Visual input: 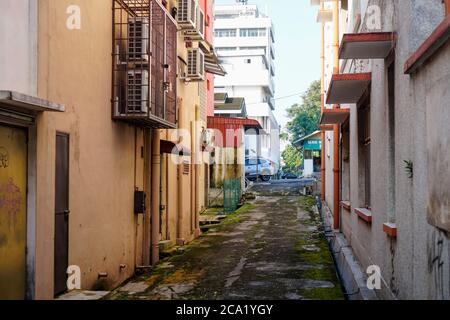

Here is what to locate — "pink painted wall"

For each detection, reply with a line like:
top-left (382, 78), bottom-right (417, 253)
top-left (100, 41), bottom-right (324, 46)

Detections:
top-left (199, 0), bottom-right (215, 117)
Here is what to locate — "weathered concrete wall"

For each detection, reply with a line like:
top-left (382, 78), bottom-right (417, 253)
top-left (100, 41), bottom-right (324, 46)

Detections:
top-left (323, 0), bottom-right (450, 299)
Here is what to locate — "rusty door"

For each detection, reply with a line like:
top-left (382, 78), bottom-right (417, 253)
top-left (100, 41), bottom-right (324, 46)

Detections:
top-left (0, 124), bottom-right (27, 299)
top-left (54, 133), bottom-right (69, 296)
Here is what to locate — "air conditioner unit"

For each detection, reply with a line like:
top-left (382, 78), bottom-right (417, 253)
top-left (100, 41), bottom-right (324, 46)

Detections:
top-left (177, 0), bottom-right (197, 30)
top-left (184, 6), bottom-right (205, 40)
top-left (128, 17), bottom-right (149, 62)
top-left (184, 49), bottom-right (205, 81)
top-left (127, 70), bottom-right (149, 113)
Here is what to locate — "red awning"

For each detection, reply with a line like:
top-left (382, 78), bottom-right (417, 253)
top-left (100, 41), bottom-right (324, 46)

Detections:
top-left (207, 116), bottom-right (262, 130)
top-left (326, 73), bottom-right (371, 105)
top-left (320, 108), bottom-right (350, 125)
top-left (339, 32), bottom-right (396, 59)
top-left (160, 140), bottom-right (191, 156)
top-left (207, 116), bottom-right (262, 148)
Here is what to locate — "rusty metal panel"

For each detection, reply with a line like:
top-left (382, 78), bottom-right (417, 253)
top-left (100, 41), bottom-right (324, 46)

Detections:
top-left (0, 125), bottom-right (27, 300)
top-left (112, 0), bottom-right (178, 128)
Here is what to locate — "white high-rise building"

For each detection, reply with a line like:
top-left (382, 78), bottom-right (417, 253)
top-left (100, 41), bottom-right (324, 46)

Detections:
top-left (213, 1), bottom-right (280, 167)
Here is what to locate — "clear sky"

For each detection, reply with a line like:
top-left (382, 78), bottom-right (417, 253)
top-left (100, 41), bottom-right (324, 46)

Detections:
top-left (215, 0), bottom-right (321, 146)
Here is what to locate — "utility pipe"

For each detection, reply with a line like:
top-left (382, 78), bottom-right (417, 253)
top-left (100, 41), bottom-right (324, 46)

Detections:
top-left (142, 128), bottom-right (152, 265)
top-left (190, 119), bottom-right (196, 235)
top-left (332, 0), bottom-right (340, 230)
top-left (176, 103), bottom-right (185, 245)
top-left (151, 129), bottom-right (161, 265)
top-left (320, 0), bottom-right (326, 201)
top-left (194, 106), bottom-right (201, 237)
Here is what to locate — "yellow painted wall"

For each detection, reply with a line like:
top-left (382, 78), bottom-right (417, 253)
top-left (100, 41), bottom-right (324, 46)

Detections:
top-left (37, 0), bottom-right (145, 298)
top-left (34, 0), bottom-right (208, 298)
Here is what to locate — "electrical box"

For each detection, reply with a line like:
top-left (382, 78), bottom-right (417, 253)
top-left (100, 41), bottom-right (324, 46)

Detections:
top-left (134, 190), bottom-right (147, 214)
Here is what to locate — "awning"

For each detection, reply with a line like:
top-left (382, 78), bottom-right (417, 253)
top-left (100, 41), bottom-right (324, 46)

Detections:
top-left (205, 54), bottom-right (226, 76)
top-left (339, 32), bottom-right (396, 59)
top-left (160, 140), bottom-right (191, 156)
top-left (326, 73), bottom-right (371, 105)
top-left (207, 116), bottom-right (262, 131)
top-left (0, 91), bottom-right (65, 113)
top-left (320, 108), bottom-right (350, 125)
top-left (199, 41), bottom-right (227, 76)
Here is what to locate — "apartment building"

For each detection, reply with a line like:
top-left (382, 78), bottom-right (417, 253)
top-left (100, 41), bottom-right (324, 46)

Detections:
top-left (317, 0), bottom-right (450, 299)
top-left (213, 1), bottom-right (280, 167)
top-left (0, 0), bottom-right (221, 300)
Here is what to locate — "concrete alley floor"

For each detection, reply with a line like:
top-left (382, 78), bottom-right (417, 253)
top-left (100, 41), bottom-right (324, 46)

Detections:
top-left (106, 180), bottom-right (344, 300)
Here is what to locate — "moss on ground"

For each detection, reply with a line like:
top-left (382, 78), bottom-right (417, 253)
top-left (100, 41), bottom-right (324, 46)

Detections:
top-left (107, 191), bottom-right (345, 301)
top-left (218, 203), bottom-right (253, 227)
top-left (299, 287), bottom-right (345, 300)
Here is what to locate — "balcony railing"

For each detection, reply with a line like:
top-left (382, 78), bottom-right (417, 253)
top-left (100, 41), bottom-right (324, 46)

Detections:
top-left (112, 0), bottom-right (177, 129)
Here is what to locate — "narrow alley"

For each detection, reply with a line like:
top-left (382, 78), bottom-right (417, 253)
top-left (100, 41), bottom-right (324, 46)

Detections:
top-left (107, 181), bottom-right (344, 300)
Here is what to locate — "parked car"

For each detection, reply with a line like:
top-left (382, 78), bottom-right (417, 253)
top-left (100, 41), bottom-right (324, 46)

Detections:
top-left (245, 157), bottom-right (276, 182)
top-left (282, 172), bottom-right (298, 180)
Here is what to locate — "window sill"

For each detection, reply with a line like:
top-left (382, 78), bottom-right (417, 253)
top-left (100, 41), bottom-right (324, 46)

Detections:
top-left (355, 208), bottom-right (372, 224)
top-left (404, 15), bottom-right (450, 74)
top-left (383, 222), bottom-right (397, 238)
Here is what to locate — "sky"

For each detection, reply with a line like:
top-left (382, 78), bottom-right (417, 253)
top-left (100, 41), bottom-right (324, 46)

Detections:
top-left (215, 0), bottom-right (321, 151)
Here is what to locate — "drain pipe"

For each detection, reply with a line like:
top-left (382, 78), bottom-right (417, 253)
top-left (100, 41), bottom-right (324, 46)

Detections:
top-left (320, 0), bottom-right (326, 201)
top-left (194, 105), bottom-right (201, 237)
top-left (332, 0), bottom-right (340, 230)
top-left (142, 128), bottom-right (152, 266)
top-left (177, 103), bottom-right (185, 245)
top-left (151, 129), bottom-right (160, 265)
top-left (190, 117), bottom-right (196, 235)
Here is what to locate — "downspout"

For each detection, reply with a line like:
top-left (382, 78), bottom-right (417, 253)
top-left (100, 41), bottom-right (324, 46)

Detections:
top-left (194, 105), bottom-right (201, 237)
top-left (165, 153), bottom-right (170, 240)
top-left (142, 128), bottom-right (152, 266)
top-left (177, 103), bottom-right (185, 245)
top-left (190, 116), bottom-right (196, 235)
top-left (332, 0), bottom-right (340, 230)
top-left (320, 0), bottom-right (326, 201)
top-left (151, 129), bottom-right (161, 265)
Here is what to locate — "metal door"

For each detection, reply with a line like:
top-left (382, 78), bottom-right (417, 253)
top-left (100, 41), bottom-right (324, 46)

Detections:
top-left (0, 125), bottom-right (27, 299)
top-left (54, 133), bottom-right (69, 296)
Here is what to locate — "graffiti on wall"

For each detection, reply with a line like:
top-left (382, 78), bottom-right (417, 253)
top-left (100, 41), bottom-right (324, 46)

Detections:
top-left (0, 147), bottom-right (9, 168)
top-left (389, 239), bottom-right (400, 297)
top-left (427, 229), bottom-right (450, 299)
top-left (0, 177), bottom-right (22, 226)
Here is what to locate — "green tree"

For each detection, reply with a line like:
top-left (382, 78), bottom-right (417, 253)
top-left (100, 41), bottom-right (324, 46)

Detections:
top-left (281, 80), bottom-right (321, 174)
top-left (286, 80), bottom-right (321, 143)
top-left (281, 145), bottom-right (302, 175)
